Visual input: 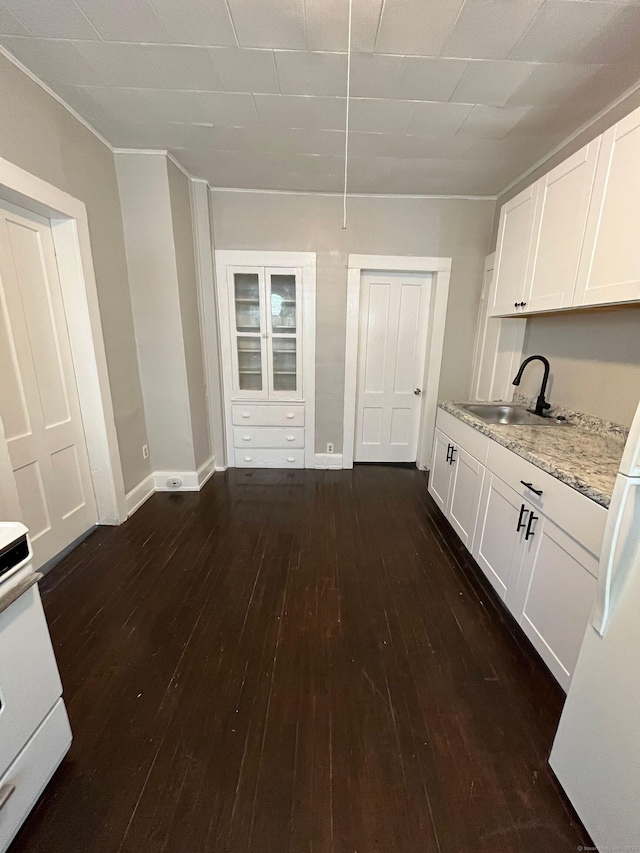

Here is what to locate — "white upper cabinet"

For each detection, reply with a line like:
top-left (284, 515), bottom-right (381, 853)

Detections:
top-left (575, 107), bottom-right (640, 308)
top-left (524, 140), bottom-right (600, 313)
top-left (491, 184), bottom-right (538, 316)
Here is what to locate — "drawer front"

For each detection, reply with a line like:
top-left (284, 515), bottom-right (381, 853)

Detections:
top-left (232, 404), bottom-right (305, 427)
top-left (436, 408), bottom-right (490, 465)
top-left (236, 449), bottom-right (305, 468)
top-left (0, 699), bottom-right (71, 853)
top-left (487, 441), bottom-right (606, 559)
top-left (0, 585), bottom-right (62, 775)
top-left (233, 427), bottom-right (304, 449)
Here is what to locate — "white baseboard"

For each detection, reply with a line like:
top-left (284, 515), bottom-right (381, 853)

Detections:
top-left (125, 458), bottom-right (217, 517)
top-left (314, 452), bottom-right (344, 470)
top-left (198, 455), bottom-right (216, 487)
top-left (125, 474), bottom-right (155, 517)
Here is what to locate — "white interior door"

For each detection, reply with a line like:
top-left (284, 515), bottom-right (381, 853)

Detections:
top-left (0, 201), bottom-right (97, 568)
top-left (354, 271), bottom-right (431, 463)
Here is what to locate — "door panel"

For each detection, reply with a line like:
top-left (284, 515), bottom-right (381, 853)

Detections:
top-left (473, 473), bottom-right (525, 600)
top-left (266, 268), bottom-right (302, 400)
top-left (354, 271), bottom-right (431, 462)
top-left (447, 447), bottom-right (485, 549)
top-left (491, 184), bottom-right (537, 316)
top-left (0, 202), bottom-right (96, 568)
top-left (427, 428), bottom-right (452, 513)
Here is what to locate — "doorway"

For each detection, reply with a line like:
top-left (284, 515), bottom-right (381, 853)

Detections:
top-left (354, 271), bottom-right (431, 462)
top-left (0, 200), bottom-right (98, 566)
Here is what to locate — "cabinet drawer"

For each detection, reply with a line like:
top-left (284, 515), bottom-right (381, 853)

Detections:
top-left (487, 441), bottom-right (606, 559)
top-left (436, 408), bottom-right (490, 465)
top-left (0, 699), bottom-right (71, 853)
top-left (0, 585), bottom-right (62, 775)
top-left (233, 427), bottom-right (304, 449)
top-left (236, 449), bottom-right (304, 468)
top-left (232, 404), bottom-right (305, 427)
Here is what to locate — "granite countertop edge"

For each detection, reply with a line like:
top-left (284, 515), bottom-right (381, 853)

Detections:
top-left (438, 400), bottom-right (618, 509)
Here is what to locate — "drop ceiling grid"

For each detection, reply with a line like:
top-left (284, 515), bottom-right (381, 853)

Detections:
top-left (1, 0), bottom-right (640, 194)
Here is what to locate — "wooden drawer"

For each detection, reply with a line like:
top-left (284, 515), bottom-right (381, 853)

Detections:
top-left (487, 441), bottom-right (606, 559)
top-left (232, 404), bottom-right (305, 427)
top-left (233, 427), bottom-right (304, 449)
top-left (0, 699), bottom-right (71, 853)
top-left (236, 449), bottom-right (304, 468)
top-left (436, 408), bottom-right (490, 465)
top-left (0, 585), bottom-right (62, 775)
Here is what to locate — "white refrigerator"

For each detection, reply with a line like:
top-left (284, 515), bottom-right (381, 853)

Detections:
top-left (550, 401), bottom-right (640, 849)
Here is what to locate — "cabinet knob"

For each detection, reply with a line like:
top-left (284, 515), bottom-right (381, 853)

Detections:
top-left (287, 457), bottom-right (295, 462)
top-left (286, 413), bottom-right (295, 419)
top-left (244, 456), bottom-right (253, 462)
top-left (521, 480), bottom-right (543, 496)
top-left (517, 503), bottom-right (529, 532)
top-left (525, 512), bottom-right (538, 540)
top-left (241, 413), bottom-right (250, 418)
top-left (243, 436), bottom-right (251, 441)
top-left (286, 436), bottom-right (295, 441)
top-left (414, 388), bottom-right (422, 396)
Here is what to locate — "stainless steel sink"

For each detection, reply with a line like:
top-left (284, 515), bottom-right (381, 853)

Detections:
top-left (461, 403), bottom-right (568, 426)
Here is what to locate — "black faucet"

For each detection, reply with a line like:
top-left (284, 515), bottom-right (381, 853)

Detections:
top-left (512, 355), bottom-right (552, 417)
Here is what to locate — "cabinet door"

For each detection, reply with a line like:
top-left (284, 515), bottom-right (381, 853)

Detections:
top-left (428, 428), bottom-right (453, 513)
top-left (228, 267), bottom-right (268, 399)
top-left (472, 473), bottom-right (527, 601)
top-left (266, 268), bottom-right (303, 400)
top-left (513, 515), bottom-right (598, 691)
top-left (525, 140), bottom-right (600, 313)
top-left (447, 447), bottom-right (485, 549)
top-left (575, 107), bottom-right (640, 307)
top-left (491, 184), bottom-right (538, 316)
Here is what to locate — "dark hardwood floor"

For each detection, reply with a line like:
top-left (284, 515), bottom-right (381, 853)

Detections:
top-left (12, 466), bottom-right (589, 852)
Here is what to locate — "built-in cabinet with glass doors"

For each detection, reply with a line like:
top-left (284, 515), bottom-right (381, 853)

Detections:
top-left (217, 254), bottom-right (315, 470)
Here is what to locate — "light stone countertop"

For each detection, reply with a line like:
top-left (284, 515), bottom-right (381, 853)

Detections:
top-left (439, 400), bottom-right (628, 509)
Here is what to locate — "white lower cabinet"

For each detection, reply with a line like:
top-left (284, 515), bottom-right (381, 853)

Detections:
top-left (430, 408), bottom-right (607, 691)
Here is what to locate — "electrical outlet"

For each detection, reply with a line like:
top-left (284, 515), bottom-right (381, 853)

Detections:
top-left (327, 442), bottom-right (334, 454)
top-left (142, 444), bottom-right (149, 460)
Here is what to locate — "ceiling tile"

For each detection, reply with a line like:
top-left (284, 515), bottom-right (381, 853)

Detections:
top-left (442, 0), bottom-right (543, 60)
top-left (305, 95), bottom-right (346, 130)
top-left (0, 6), bottom-right (31, 36)
top-left (226, 0), bottom-right (305, 49)
top-left (305, 0), bottom-right (383, 52)
top-left (143, 45), bottom-right (222, 90)
top-left (254, 94), bottom-right (346, 130)
top-left (74, 0), bottom-right (168, 43)
top-left (507, 62), bottom-right (602, 107)
top-left (2, 0), bottom-right (100, 39)
top-left (349, 98), bottom-right (418, 134)
top-left (409, 101), bottom-right (474, 136)
top-left (350, 54), bottom-right (405, 99)
top-left (240, 126), bottom-right (344, 156)
top-left (141, 88), bottom-right (207, 122)
top-left (75, 86), bottom-right (157, 122)
top-left (1, 37), bottom-right (103, 86)
top-left (209, 48), bottom-right (279, 93)
top-left (149, 0), bottom-right (237, 46)
top-left (457, 103), bottom-right (531, 138)
top-left (197, 90), bottom-right (259, 125)
top-left (274, 51), bottom-right (347, 96)
top-left (375, 0), bottom-right (465, 56)
top-left (509, 1), bottom-right (624, 63)
top-left (180, 124), bottom-right (244, 150)
top-left (394, 57), bottom-right (468, 101)
top-left (74, 41), bottom-right (166, 88)
top-left (451, 59), bottom-right (534, 107)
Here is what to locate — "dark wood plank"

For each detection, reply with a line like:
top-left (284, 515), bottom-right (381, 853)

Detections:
top-left (10, 466), bottom-right (591, 853)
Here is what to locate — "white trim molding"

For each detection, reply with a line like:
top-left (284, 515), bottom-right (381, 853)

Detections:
top-left (314, 453), bottom-right (344, 469)
top-left (125, 456), bottom-right (216, 517)
top-left (343, 254), bottom-right (452, 471)
top-left (0, 156), bottom-right (127, 524)
top-left (125, 474), bottom-right (155, 518)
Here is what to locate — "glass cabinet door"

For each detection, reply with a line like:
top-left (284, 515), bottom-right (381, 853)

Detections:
top-left (229, 268), bottom-right (268, 398)
top-left (266, 269), bottom-right (302, 399)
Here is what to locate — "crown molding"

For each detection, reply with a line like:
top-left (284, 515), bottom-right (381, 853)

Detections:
top-left (207, 185), bottom-right (497, 200)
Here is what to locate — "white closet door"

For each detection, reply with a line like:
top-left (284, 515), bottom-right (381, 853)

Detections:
top-left (0, 202), bottom-right (97, 568)
top-left (354, 271), bottom-right (431, 463)
top-left (265, 267), bottom-right (303, 400)
top-left (227, 267), bottom-right (268, 400)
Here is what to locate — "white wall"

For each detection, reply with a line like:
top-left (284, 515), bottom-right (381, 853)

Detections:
top-left (211, 190), bottom-right (495, 453)
top-left (0, 54), bottom-right (149, 493)
top-left (518, 307), bottom-right (640, 426)
top-left (116, 152), bottom-right (197, 474)
top-left (167, 160), bottom-right (211, 470)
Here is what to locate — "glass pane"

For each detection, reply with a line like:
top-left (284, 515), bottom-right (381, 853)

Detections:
top-left (272, 336), bottom-right (297, 392)
top-left (237, 337), bottom-right (262, 391)
top-left (234, 272), bottom-right (260, 332)
top-left (270, 274), bottom-right (296, 334)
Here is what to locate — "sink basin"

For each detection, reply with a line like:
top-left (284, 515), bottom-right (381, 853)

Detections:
top-left (461, 403), bottom-right (568, 426)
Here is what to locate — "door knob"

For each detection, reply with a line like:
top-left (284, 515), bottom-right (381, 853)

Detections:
top-left (414, 388), bottom-right (422, 396)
